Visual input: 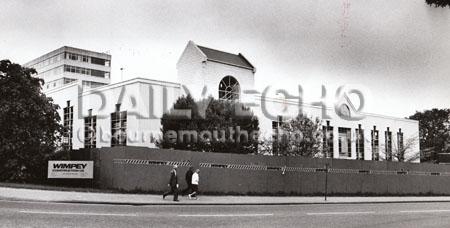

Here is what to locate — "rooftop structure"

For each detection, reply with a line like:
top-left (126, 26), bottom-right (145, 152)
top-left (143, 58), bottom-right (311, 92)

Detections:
top-left (196, 45), bottom-right (255, 71)
top-left (24, 46), bottom-right (111, 90)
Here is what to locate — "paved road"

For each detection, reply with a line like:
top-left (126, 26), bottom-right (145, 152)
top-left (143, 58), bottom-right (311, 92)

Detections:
top-left (2, 199), bottom-right (450, 227)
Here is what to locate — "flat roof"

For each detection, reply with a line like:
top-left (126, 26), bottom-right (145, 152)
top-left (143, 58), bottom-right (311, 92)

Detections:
top-left (24, 46), bottom-right (111, 67)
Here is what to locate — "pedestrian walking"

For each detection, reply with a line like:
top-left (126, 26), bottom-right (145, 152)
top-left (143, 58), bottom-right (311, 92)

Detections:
top-left (182, 166), bottom-right (194, 195)
top-left (163, 165), bottom-right (179, 201)
top-left (188, 169), bottom-right (200, 200)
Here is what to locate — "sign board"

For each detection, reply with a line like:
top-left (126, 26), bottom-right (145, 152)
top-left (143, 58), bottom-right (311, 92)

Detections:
top-left (48, 161), bottom-right (94, 179)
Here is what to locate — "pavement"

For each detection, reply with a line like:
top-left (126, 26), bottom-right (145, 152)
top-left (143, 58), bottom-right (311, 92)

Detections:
top-left (3, 186), bottom-right (450, 205)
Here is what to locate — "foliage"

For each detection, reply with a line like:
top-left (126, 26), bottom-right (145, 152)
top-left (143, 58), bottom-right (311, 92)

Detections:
top-left (276, 114), bottom-right (324, 157)
top-left (158, 95), bottom-right (259, 154)
top-left (0, 60), bottom-right (63, 182)
top-left (409, 108), bottom-right (450, 162)
top-left (426, 0), bottom-right (450, 8)
top-left (391, 136), bottom-right (421, 162)
top-left (257, 137), bottom-right (275, 156)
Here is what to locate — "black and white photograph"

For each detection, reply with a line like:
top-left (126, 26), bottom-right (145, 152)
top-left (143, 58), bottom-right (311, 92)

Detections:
top-left (0, 0), bottom-right (450, 227)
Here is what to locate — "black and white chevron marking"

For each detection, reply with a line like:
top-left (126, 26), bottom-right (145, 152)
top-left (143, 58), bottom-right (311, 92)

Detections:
top-left (113, 159), bottom-right (192, 167)
top-left (113, 159), bottom-right (450, 177)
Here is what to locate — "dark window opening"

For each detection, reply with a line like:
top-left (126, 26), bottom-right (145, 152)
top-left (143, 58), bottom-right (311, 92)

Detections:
top-left (371, 127), bottom-right (380, 161)
top-left (385, 128), bottom-right (392, 161)
top-left (111, 106), bottom-right (127, 147)
top-left (397, 129), bottom-right (404, 161)
top-left (272, 115), bottom-right (283, 155)
top-left (63, 102), bottom-right (73, 150)
top-left (218, 76), bottom-right (240, 101)
top-left (356, 126), bottom-right (364, 160)
top-left (338, 127), bottom-right (351, 158)
top-left (91, 57), bottom-right (106, 66)
top-left (322, 121), bottom-right (334, 158)
top-left (91, 69), bottom-right (106, 77)
top-left (84, 114), bottom-right (97, 149)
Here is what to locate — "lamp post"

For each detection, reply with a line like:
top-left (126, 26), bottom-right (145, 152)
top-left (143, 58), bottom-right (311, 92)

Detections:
top-left (324, 163), bottom-right (329, 201)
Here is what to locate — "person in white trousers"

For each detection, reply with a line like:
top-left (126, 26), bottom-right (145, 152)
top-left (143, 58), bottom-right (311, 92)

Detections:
top-left (188, 169), bottom-right (200, 200)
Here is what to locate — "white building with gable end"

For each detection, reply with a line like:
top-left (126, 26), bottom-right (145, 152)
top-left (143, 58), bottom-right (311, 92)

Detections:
top-left (177, 40), bottom-right (255, 101)
top-left (24, 41), bottom-right (420, 162)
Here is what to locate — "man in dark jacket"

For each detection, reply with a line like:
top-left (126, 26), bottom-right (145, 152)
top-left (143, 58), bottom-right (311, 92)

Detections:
top-left (182, 166), bottom-right (194, 195)
top-left (163, 165), bottom-right (179, 201)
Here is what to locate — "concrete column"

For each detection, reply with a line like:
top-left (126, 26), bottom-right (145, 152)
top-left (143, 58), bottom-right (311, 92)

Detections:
top-left (351, 127), bottom-right (356, 159)
top-left (333, 125), bottom-right (339, 158)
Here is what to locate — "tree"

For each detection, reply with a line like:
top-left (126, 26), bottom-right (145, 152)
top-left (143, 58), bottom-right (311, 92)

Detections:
top-left (275, 114), bottom-right (323, 157)
top-left (158, 95), bottom-right (259, 154)
top-left (392, 136), bottom-right (421, 162)
top-left (409, 109), bottom-right (450, 162)
top-left (426, 0), bottom-right (450, 8)
top-left (257, 138), bottom-right (275, 156)
top-left (0, 60), bottom-right (63, 182)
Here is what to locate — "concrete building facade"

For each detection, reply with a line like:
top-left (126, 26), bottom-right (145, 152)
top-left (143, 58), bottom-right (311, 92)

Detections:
top-left (25, 41), bottom-right (420, 162)
top-left (24, 46), bottom-right (111, 91)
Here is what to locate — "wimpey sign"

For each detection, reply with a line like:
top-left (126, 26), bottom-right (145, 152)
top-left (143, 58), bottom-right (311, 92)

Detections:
top-left (48, 161), bottom-right (94, 179)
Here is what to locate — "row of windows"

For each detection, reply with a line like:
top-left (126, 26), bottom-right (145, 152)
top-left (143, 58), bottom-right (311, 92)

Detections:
top-left (38, 65), bottom-right (64, 78)
top-left (83, 112), bottom-right (128, 148)
top-left (67, 52), bottom-right (89, 63)
top-left (67, 109), bottom-right (405, 154)
top-left (64, 105), bottom-right (128, 149)
top-left (65, 65), bottom-right (90, 75)
top-left (64, 78), bottom-right (77, 84)
top-left (45, 77), bottom-right (77, 89)
top-left (30, 52), bottom-right (110, 69)
top-left (31, 53), bottom-right (64, 69)
top-left (272, 116), bottom-right (405, 161)
top-left (37, 64), bottom-right (110, 80)
top-left (64, 65), bottom-right (110, 78)
top-left (45, 78), bottom-right (106, 90)
top-left (66, 52), bottom-right (110, 66)
top-left (82, 81), bottom-right (108, 89)
top-left (323, 125), bottom-right (403, 161)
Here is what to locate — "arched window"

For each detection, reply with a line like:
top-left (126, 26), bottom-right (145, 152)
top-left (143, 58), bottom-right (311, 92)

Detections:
top-left (339, 104), bottom-right (351, 118)
top-left (218, 76), bottom-right (240, 101)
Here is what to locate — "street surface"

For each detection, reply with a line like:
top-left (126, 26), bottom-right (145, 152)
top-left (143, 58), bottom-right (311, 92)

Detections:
top-left (2, 199), bottom-right (450, 227)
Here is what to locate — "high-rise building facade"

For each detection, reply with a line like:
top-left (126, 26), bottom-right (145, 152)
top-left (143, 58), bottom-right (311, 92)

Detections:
top-left (24, 46), bottom-right (111, 90)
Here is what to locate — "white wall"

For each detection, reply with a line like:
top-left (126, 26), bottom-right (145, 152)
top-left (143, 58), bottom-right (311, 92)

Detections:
top-left (177, 41), bottom-right (255, 100)
top-left (45, 82), bottom-right (82, 149)
top-left (201, 60), bottom-right (255, 100)
top-left (252, 96), bottom-right (420, 162)
top-left (176, 41), bottom-right (206, 99)
top-left (46, 78), bottom-right (181, 149)
top-left (45, 77), bottom-right (420, 162)
top-left (44, 40), bottom-right (420, 163)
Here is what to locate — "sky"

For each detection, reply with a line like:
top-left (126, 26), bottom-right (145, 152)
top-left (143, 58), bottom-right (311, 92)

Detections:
top-left (1, 0), bottom-right (449, 118)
